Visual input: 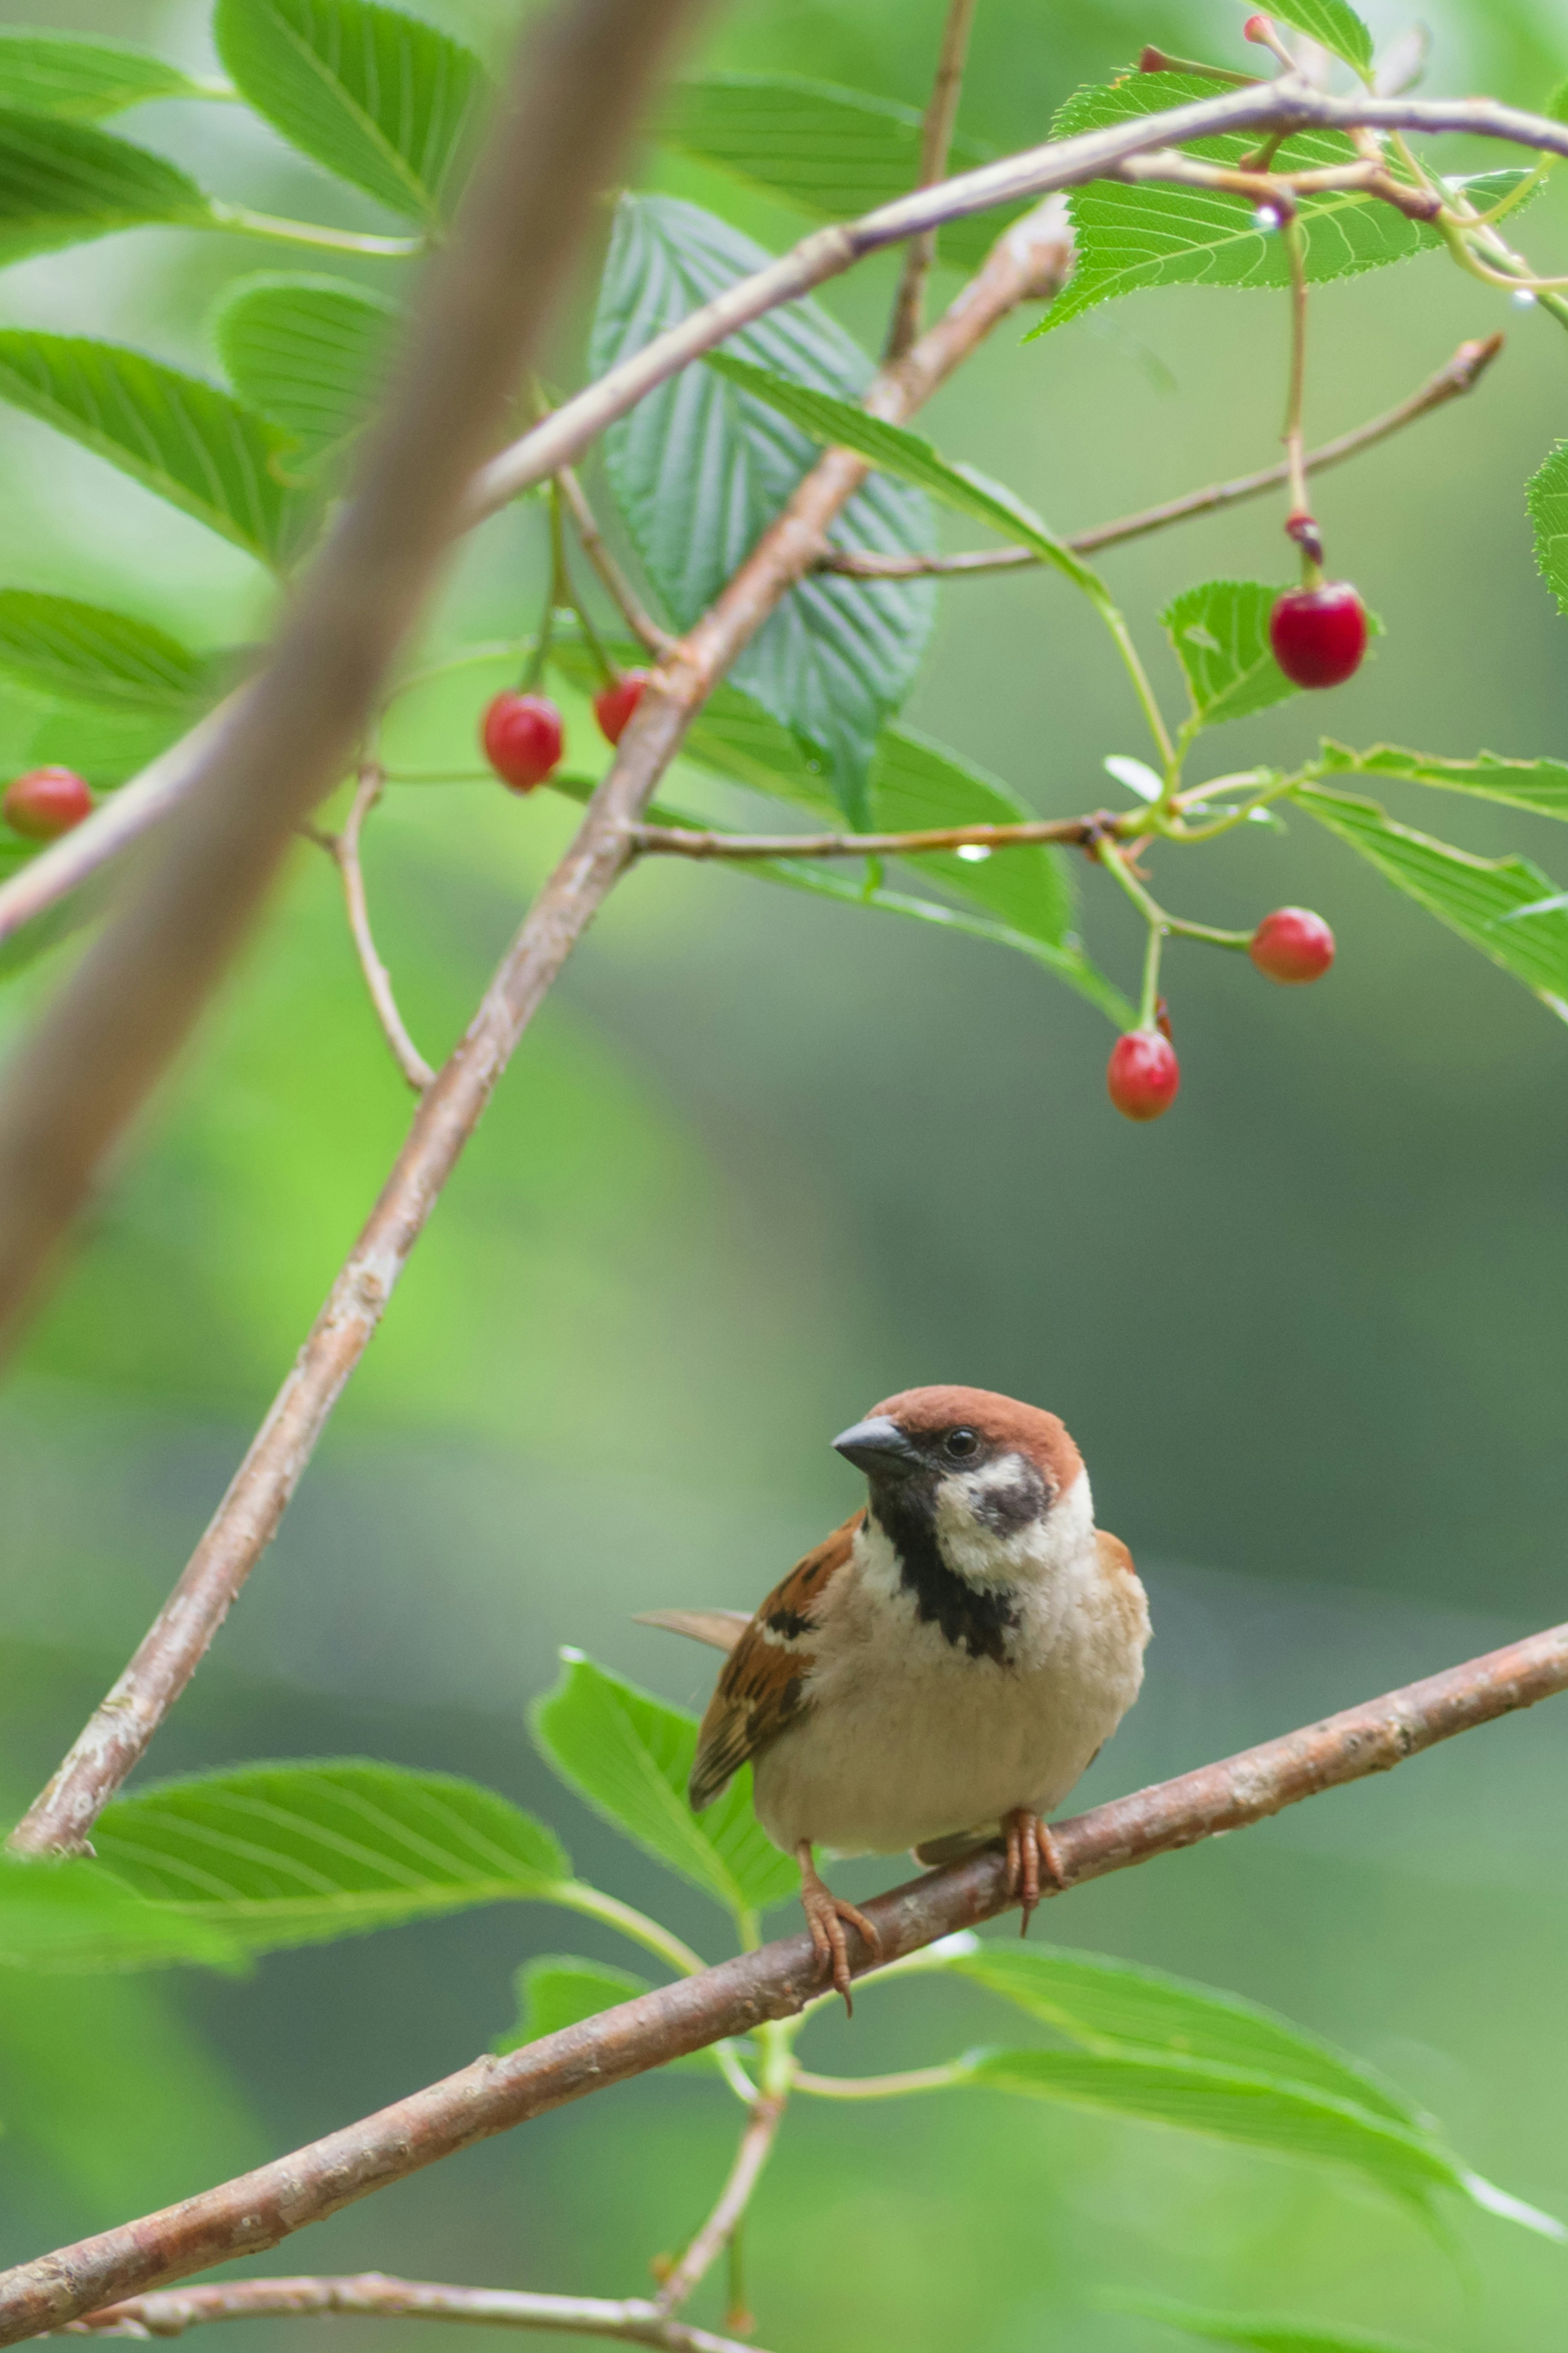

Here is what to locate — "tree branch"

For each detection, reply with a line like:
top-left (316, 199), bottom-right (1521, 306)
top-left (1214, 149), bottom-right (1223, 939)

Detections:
top-left (652, 2097), bottom-right (784, 2317)
top-left (59, 2275), bottom-right (760, 2353)
top-left (314, 769), bottom-right (435, 1093)
top-left (4, 1618), bottom-right (1564, 2344)
top-left (555, 467), bottom-right (676, 658)
top-left (633, 816), bottom-right (1099, 859)
top-left (4, 205), bottom-right (1075, 1861)
top-left (820, 331), bottom-right (1505, 578)
top-left (883, 0), bottom-right (978, 362)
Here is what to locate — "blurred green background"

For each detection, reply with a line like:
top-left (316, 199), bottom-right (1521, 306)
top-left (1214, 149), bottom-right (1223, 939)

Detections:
top-left (2, 0), bottom-right (1568, 2346)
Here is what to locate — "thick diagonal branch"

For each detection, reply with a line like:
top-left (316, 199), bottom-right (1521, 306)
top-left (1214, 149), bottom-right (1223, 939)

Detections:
top-left (5, 205), bottom-right (1074, 1861)
top-left (4, 1618), bottom-right (1564, 2345)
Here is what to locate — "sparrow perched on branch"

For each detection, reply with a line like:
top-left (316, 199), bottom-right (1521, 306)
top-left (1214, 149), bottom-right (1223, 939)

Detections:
top-left (641, 1385), bottom-right (1149, 2005)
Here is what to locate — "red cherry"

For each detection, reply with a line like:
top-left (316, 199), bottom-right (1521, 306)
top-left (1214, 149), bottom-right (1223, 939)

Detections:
top-left (1268, 582), bottom-right (1368, 689)
top-left (1243, 13), bottom-right (1272, 40)
top-left (1250, 905), bottom-right (1335, 984)
top-left (593, 669), bottom-right (650, 746)
top-left (1107, 1030), bottom-right (1180, 1122)
top-left (481, 691), bottom-right (563, 792)
top-left (3, 765), bottom-right (93, 841)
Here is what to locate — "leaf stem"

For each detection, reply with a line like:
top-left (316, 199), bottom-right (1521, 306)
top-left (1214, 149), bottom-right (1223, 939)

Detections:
top-left (550, 1883), bottom-right (757, 2103)
top-left (211, 204), bottom-right (425, 258)
top-left (792, 2059), bottom-right (976, 2099)
top-left (1092, 595), bottom-right (1178, 777)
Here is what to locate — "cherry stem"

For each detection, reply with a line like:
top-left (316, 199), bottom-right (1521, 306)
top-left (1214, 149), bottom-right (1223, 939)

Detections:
top-left (1097, 837), bottom-right (1252, 1022)
top-left (1280, 214), bottom-right (1318, 584)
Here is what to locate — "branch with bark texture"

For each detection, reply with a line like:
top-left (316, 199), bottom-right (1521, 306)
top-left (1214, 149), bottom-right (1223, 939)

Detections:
top-left (5, 1619), bottom-right (1565, 2346)
top-left (883, 0), bottom-right (978, 361)
top-left (310, 770), bottom-right (434, 1093)
top-left (4, 204), bottom-right (1075, 1863)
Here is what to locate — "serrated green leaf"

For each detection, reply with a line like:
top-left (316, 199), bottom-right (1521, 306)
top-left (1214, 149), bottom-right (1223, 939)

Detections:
top-left (0, 1852), bottom-right (243, 1974)
top-left (1162, 579), bottom-right (1297, 728)
top-left (0, 332), bottom-right (310, 568)
top-left (703, 350), bottom-right (1100, 596)
top-left (659, 72), bottom-right (1012, 269)
top-left (0, 106), bottom-right (213, 265)
top-left (214, 271), bottom-right (398, 471)
top-left (93, 1760), bottom-right (571, 1952)
top-left (589, 194), bottom-right (934, 825)
top-left (1108, 2291), bottom-right (1419, 2353)
top-left (1527, 442), bottom-right (1568, 614)
top-left (214, 0), bottom-right (490, 225)
top-left (1033, 74), bottom-right (1530, 336)
top-left (0, 591), bottom-right (209, 709)
top-left (531, 1650), bottom-right (800, 1917)
top-left (1293, 783), bottom-right (1568, 1019)
top-left (1267, 1), bottom-right (1374, 77)
top-left (947, 1943), bottom-right (1422, 2127)
top-left (1320, 740), bottom-right (1568, 819)
top-left (0, 31), bottom-right (222, 120)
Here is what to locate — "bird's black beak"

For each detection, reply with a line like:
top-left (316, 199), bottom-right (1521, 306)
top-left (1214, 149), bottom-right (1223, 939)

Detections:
top-left (832, 1416), bottom-right (921, 1479)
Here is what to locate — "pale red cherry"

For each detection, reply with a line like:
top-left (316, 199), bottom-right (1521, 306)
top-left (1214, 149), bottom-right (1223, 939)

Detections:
top-left (1250, 906), bottom-right (1335, 984)
top-left (1269, 583), bottom-right (1368, 689)
top-left (593, 670), bottom-right (650, 746)
top-left (2, 765), bottom-right (93, 841)
top-left (481, 692), bottom-right (563, 792)
top-left (1107, 1030), bottom-right (1180, 1121)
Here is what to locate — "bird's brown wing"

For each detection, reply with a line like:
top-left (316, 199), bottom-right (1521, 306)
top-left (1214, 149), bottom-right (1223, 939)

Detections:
top-left (687, 1509), bottom-right (863, 1813)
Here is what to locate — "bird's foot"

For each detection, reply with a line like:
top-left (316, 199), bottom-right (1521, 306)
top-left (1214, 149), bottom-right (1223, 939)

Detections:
top-left (1002, 1809), bottom-right (1067, 1936)
top-left (797, 1841), bottom-right (882, 2013)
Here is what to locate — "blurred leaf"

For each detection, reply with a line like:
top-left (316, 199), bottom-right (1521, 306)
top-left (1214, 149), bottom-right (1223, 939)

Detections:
top-left (0, 332), bottom-right (310, 568)
top-left (589, 193), bottom-right (934, 825)
top-left (0, 31), bottom-right (223, 120)
top-left (20, 697), bottom-right (193, 785)
top-left (214, 271), bottom-right (399, 471)
top-left (1109, 2292), bottom-right (1419, 2352)
top-left (659, 72), bottom-right (1012, 268)
top-left (1527, 442), bottom-right (1568, 613)
top-left (531, 1648), bottom-right (800, 1916)
top-left (1293, 783), bottom-right (1568, 1021)
top-left (1267, 1), bottom-right (1374, 76)
top-left (94, 1760), bottom-right (571, 1952)
top-left (703, 350), bottom-right (1100, 595)
top-left (0, 106), bottom-right (213, 266)
top-left (1320, 740), bottom-right (1568, 819)
top-left (1162, 579), bottom-right (1298, 729)
top-left (0, 591), bottom-right (210, 709)
top-left (493, 1951), bottom-right (739, 2079)
top-left (947, 1943), bottom-right (1423, 2127)
top-left (0, 1852), bottom-right (242, 1973)
top-left (1032, 74), bottom-right (1532, 335)
top-left (213, 0), bottom-right (490, 225)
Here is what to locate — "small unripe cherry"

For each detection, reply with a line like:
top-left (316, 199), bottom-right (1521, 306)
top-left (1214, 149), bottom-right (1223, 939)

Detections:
top-left (481, 691), bottom-right (563, 792)
top-left (1107, 1030), bottom-right (1180, 1122)
top-left (1250, 905), bottom-right (1335, 984)
top-left (1269, 582), bottom-right (1368, 689)
top-left (593, 669), bottom-right (650, 746)
top-left (1243, 13), bottom-right (1272, 40)
top-left (3, 765), bottom-right (93, 841)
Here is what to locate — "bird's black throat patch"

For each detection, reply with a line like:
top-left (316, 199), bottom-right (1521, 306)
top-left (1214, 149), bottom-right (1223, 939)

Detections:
top-left (871, 1484), bottom-right (1020, 1664)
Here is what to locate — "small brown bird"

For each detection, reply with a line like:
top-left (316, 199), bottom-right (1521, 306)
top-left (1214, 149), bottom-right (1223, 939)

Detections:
top-left (641, 1385), bottom-right (1149, 2004)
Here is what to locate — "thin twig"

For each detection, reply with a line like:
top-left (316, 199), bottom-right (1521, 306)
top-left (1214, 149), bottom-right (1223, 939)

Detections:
top-left (556, 466), bottom-right (675, 657)
top-left (320, 770), bottom-right (435, 1093)
top-left (884, 0), bottom-right (978, 361)
top-left (818, 333), bottom-right (1504, 578)
top-left (4, 206), bottom-right (1075, 1863)
top-left (633, 816), bottom-right (1097, 859)
top-left (653, 2098), bottom-right (784, 2317)
top-left (59, 2275), bottom-right (759, 2353)
top-left (5, 1618), bottom-right (1566, 2344)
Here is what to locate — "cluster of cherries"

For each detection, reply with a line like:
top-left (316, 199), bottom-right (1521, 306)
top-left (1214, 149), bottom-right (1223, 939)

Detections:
top-left (481, 669), bottom-right (649, 787)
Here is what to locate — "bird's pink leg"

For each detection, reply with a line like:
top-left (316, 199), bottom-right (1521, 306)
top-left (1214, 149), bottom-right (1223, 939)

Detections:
top-left (1002, 1809), bottom-right (1067, 1936)
top-left (797, 1840), bottom-right (882, 2013)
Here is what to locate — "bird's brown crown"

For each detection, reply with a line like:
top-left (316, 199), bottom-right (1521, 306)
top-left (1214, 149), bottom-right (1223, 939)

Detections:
top-left (868, 1385), bottom-right (1083, 1492)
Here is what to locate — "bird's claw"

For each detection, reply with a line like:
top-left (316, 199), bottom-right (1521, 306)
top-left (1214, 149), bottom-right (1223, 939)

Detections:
top-left (1002, 1809), bottom-right (1067, 1936)
top-left (800, 1878), bottom-right (882, 2014)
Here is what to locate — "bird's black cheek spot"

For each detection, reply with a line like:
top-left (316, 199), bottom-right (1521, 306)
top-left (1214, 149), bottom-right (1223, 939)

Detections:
top-left (970, 1463), bottom-right (1050, 1538)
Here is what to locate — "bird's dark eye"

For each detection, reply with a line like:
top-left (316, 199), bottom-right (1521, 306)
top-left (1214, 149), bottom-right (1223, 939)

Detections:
top-left (944, 1427), bottom-right (979, 1460)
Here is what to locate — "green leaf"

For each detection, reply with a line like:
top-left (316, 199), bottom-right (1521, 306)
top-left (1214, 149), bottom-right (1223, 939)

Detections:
top-left (1033, 74), bottom-right (1531, 336)
top-left (589, 194), bottom-right (935, 825)
top-left (16, 698), bottom-right (194, 787)
top-left (1527, 442), bottom-right (1568, 614)
top-left (214, 0), bottom-right (490, 225)
top-left (659, 72), bottom-right (1012, 269)
top-left (92, 1760), bottom-right (571, 1953)
top-left (703, 350), bottom-right (1100, 596)
top-left (948, 1944), bottom-right (1422, 2127)
top-left (0, 591), bottom-right (210, 710)
top-left (1319, 740), bottom-right (1568, 820)
top-left (866, 725), bottom-right (1075, 946)
top-left (0, 332), bottom-right (309, 568)
top-left (0, 107), bottom-right (213, 266)
top-left (213, 271), bottom-right (398, 471)
top-left (1108, 2292), bottom-right (1419, 2353)
top-left (494, 1952), bottom-right (651, 2052)
top-left (1293, 783), bottom-right (1568, 1020)
top-left (531, 1649), bottom-right (800, 1917)
top-left (0, 30), bottom-right (223, 120)
top-left (1162, 579), bottom-right (1298, 729)
top-left (0, 1852), bottom-right (242, 1974)
top-left (1266, 1), bottom-right (1374, 77)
